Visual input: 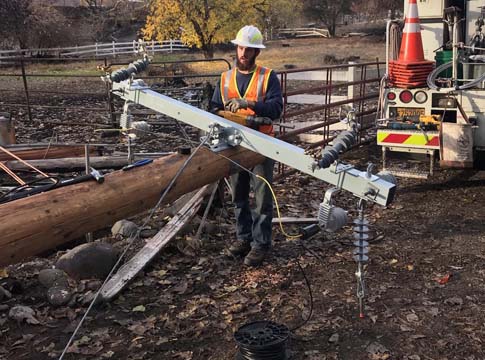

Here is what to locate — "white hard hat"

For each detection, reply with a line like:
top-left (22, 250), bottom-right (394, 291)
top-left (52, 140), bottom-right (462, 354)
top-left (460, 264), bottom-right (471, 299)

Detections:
top-left (231, 25), bottom-right (265, 49)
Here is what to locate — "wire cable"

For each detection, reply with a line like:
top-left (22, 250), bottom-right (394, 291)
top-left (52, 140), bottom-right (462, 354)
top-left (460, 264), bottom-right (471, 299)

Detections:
top-left (207, 151), bottom-right (302, 240)
top-left (288, 258), bottom-right (314, 332)
top-left (58, 128), bottom-right (213, 360)
top-left (255, 174), bottom-right (302, 240)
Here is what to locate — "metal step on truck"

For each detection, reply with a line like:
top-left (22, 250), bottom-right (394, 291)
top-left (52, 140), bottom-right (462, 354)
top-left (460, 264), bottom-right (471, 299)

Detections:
top-left (378, 0), bottom-right (485, 178)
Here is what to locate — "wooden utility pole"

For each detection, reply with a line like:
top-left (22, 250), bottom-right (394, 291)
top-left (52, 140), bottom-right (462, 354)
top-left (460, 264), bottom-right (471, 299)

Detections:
top-left (0, 146), bottom-right (264, 266)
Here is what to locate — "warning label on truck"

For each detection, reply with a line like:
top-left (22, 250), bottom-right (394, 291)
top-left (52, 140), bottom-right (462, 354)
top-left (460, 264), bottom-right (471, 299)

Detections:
top-left (377, 129), bottom-right (440, 149)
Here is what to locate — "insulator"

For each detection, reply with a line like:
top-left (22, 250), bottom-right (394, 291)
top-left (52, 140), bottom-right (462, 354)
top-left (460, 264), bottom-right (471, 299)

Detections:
top-left (318, 127), bottom-right (358, 169)
top-left (120, 112), bottom-right (133, 129)
top-left (353, 216), bottom-right (370, 263)
top-left (110, 57), bottom-right (150, 83)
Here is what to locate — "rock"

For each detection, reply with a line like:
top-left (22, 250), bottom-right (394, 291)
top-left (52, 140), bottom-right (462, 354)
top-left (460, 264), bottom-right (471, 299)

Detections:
top-left (0, 286), bottom-right (12, 301)
top-left (111, 220), bottom-right (139, 238)
top-left (38, 268), bottom-right (69, 288)
top-left (46, 286), bottom-right (72, 307)
top-left (366, 341), bottom-right (389, 356)
top-left (444, 296), bottom-right (463, 306)
top-left (8, 305), bottom-right (40, 324)
top-left (406, 313), bottom-right (419, 322)
top-left (140, 228), bottom-right (159, 238)
top-left (328, 333), bottom-right (339, 343)
top-left (0, 304), bottom-right (9, 312)
top-left (0, 279), bottom-right (23, 294)
top-left (56, 242), bottom-right (118, 280)
top-left (85, 280), bottom-right (103, 291)
top-left (79, 290), bottom-right (96, 305)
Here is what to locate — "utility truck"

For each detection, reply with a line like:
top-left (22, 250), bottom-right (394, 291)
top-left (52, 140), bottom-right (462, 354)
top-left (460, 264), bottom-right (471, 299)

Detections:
top-left (378, 0), bottom-right (485, 178)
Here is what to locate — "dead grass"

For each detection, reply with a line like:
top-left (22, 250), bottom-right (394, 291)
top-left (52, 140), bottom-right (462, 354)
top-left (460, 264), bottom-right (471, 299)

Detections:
top-left (173, 36), bottom-right (386, 77)
top-left (212, 36), bottom-right (386, 71)
top-left (1, 36), bottom-right (386, 77)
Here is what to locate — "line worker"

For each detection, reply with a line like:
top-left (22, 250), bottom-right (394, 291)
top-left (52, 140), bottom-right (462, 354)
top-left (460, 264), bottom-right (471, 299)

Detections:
top-left (210, 25), bottom-right (283, 266)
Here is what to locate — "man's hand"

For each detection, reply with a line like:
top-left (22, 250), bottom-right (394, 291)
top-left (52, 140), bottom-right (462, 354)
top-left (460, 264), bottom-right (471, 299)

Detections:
top-left (225, 98), bottom-right (248, 113)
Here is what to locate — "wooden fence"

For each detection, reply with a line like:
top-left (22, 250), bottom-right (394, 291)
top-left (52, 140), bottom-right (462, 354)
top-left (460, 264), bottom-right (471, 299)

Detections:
top-left (277, 27), bottom-right (330, 38)
top-left (0, 40), bottom-right (188, 60)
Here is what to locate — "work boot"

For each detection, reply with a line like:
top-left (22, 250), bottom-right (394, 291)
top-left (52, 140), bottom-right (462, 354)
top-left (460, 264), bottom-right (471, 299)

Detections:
top-left (243, 248), bottom-right (269, 267)
top-left (228, 241), bottom-right (251, 257)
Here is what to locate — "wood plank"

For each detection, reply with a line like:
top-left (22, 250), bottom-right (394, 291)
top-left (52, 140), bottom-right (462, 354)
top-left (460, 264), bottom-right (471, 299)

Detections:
top-left (100, 185), bottom-right (209, 301)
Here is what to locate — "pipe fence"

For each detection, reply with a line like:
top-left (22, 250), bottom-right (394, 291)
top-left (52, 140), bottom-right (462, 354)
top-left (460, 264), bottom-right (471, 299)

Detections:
top-left (0, 57), bottom-right (383, 158)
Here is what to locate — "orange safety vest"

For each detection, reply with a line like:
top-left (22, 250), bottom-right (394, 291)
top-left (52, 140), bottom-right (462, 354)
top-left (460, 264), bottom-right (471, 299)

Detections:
top-left (220, 65), bottom-right (274, 136)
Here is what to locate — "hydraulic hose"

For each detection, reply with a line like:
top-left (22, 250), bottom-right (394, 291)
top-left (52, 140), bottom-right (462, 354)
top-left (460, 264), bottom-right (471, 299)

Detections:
top-left (427, 60), bottom-right (485, 90)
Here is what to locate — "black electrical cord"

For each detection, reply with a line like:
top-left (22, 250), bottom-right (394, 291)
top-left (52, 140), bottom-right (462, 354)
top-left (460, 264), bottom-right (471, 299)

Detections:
top-left (0, 176), bottom-right (60, 204)
top-left (288, 258), bottom-right (314, 332)
top-left (213, 150), bottom-right (316, 335)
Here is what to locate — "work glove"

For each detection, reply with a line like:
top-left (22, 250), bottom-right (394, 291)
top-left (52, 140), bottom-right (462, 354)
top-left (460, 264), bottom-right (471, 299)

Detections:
top-left (225, 98), bottom-right (248, 113)
top-left (246, 116), bottom-right (272, 130)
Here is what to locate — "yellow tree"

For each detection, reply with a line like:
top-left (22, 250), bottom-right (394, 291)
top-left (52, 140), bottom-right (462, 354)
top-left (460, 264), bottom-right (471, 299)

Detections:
top-left (143, 0), bottom-right (268, 58)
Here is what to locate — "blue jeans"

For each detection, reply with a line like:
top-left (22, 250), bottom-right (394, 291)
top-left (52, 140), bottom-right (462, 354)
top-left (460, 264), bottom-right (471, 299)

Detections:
top-left (230, 157), bottom-right (274, 250)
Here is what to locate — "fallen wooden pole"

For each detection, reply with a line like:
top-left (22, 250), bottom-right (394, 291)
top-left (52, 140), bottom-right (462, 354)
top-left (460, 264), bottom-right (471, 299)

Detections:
top-left (100, 185), bottom-right (209, 301)
top-left (0, 145), bottom-right (97, 161)
top-left (0, 146), bottom-right (264, 266)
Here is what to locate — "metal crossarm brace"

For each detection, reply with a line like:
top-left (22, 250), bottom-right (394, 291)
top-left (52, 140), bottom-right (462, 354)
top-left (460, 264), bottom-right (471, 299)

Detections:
top-left (112, 80), bottom-right (395, 207)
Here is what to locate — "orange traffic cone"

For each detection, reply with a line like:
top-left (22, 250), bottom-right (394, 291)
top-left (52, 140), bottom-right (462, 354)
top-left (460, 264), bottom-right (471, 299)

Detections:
top-left (388, 0), bottom-right (434, 88)
top-left (398, 0), bottom-right (426, 63)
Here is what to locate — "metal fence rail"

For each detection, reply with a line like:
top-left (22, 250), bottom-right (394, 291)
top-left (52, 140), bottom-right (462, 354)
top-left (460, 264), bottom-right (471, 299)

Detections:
top-left (0, 57), bottom-right (382, 157)
top-left (0, 40), bottom-right (189, 60)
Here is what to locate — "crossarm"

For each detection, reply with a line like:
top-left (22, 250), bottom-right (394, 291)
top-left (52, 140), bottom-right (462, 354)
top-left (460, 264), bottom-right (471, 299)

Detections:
top-left (112, 80), bottom-right (395, 206)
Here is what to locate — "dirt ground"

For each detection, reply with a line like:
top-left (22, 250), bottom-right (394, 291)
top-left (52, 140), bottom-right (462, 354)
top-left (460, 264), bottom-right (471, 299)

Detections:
top-left (2, 143), bottom-right (485, 360)
top-left (1, 36), bottom-right (485, 360)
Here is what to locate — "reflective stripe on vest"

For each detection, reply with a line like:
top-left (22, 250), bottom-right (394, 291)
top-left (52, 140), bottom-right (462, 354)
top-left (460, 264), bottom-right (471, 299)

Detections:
top-left (220, 65), bottom-right (274, 135)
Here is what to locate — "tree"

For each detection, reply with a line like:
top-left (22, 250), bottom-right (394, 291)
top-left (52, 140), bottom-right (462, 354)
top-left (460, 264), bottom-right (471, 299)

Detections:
top-left (351, 0), bottom-right (402, 20)
top-left (258, 0), bottom-right (303, 38)
top-left (302, 0), bottom-right (352, 36)
top-left (0, 0), bottom-right (71, 50)
top-left (143, 0), bottom-right (269, 58)
top-left (82, 0), bottom-right (147, 42)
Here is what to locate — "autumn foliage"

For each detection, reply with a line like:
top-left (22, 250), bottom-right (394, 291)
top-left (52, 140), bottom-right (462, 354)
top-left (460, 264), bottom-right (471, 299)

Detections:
top-left (143, 0), bottom-right (271, 58)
